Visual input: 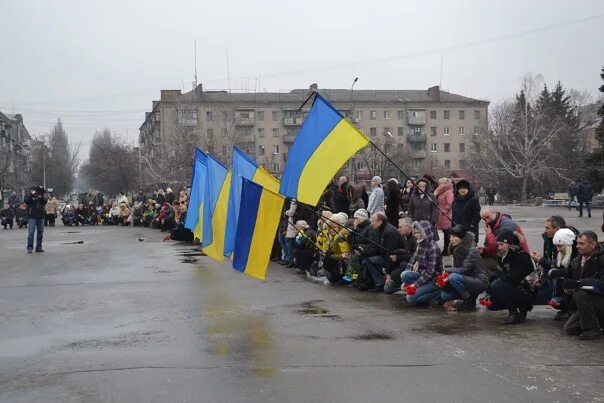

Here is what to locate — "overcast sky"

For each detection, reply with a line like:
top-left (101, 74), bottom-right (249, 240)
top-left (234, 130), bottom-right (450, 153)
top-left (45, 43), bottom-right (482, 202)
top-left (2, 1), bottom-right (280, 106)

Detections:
top-left (1, 0), bottom-right (603, 159)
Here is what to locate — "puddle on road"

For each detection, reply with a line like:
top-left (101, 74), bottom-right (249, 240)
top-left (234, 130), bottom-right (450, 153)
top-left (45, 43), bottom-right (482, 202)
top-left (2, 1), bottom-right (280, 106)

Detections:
top-left (352, 331), bottom-right (394, 341)
top-left (66, 231), bottom-right (81, 234)
top-left (411, 321), bottom-right (480, 336)
top-left (294, 301), bottom-right (341, 320)
top-left (63, 240), bottom-right (85, 245)
top-left (180, 257), bottom-right (199, 264)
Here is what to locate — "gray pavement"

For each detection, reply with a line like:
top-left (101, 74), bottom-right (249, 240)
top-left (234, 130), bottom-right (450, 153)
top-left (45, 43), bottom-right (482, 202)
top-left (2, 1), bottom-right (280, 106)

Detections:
top-left (0, 205), bottom-right (603, 402)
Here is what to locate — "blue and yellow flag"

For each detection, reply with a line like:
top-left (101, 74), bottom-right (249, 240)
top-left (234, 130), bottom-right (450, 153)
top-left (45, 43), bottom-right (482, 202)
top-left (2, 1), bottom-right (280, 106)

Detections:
top-left (233, 178), bottom-right (285, 280)
top-left (224, 147), bottom-right (280, 257)
top-left (184, 148), bottom-right (207, 234)
top-left (202, 155), bottom-right (231, 262)
top-left (280, 94), bottom-right (369, 206)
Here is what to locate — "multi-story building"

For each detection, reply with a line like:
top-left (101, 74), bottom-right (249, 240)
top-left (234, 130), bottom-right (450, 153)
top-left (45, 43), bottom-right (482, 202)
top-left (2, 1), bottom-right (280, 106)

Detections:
top-left (139, 84), bottom-right (488, 182)
top-left (0, 111), bottom-right (32, 198)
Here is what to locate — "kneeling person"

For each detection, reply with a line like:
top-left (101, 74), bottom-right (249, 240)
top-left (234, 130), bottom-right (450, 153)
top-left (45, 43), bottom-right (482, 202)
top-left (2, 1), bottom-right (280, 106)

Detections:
top-left (400, 220), bottom-right (443, 305)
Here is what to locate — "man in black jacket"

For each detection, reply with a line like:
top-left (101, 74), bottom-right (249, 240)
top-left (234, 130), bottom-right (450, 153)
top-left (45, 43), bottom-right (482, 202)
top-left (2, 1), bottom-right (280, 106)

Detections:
top-left (489, 230), bottom-right (535, 324)
top-left (359, 212), bottom-right (400, 291)
top-left (384, 217), bottom-right (417, 294)
top-left (24, 185), bottom-right (48, 253)
top-left (562, 231), bottom-right (604, 340)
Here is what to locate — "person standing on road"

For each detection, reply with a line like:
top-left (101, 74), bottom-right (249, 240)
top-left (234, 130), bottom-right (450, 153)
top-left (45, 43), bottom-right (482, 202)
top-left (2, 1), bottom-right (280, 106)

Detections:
top-left (568, 181), bottom-right (579, 211)
top-left (434, 177), bottom-right (454, 255)
top-left (44, 195), bottom-right (59, 227)
top-left (486, 185), bottom-right (497, 206)
top-left (24, 186), bottom-right (48, 253)
top-left (367, 176), bottom-right (384, 215)
top-left (577, 179), bottom-right (593, 218)
top-left (451, 179), bottom-right (481, 243)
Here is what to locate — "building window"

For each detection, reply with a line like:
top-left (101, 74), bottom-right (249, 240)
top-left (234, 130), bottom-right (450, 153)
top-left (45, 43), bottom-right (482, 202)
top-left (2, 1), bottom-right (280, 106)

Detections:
top-left (430, 110), bottom-right (437, 119)
top-left (356, 161), bottom-right (365, 170)
top-left (273, 162), bottom-right (280, 171)
top-left (257, 111), bottom-right (265, 121)
top-left (272, 128), bottom-right (279, 138)
top-left (459, 143), bottom-right (465, 152)
top-left (430, 143), bottom-right (437, 152)
top-left (397, 127), bottom-right (405, 136)
top-left (206, 111), bottom-right (213, 121)
top-left (258, 145), bottom-right (265, 155)
top-left (474, 110), bottom-right (480, 120)
top-left (459, 126), bottom-right (465, 135)
top-left (384, 127), bottom-right (391, 136)
top-left (397, 110), bottom-right (404, 120)
top-left (258, 128), bottom-right (265, 138)
top-left (207, 128), bottom-right (214, 137)
top-left (444, 143), bottom-right (450, 152)
top-left (444, 127), bottom-right (450, 135)
top-left (444, 110), bottom-right (450, 120)
top-left (475, 143), bottom-right (481, 153)
top-left (459, 110), bottom-right (465, 120)
top-left (444, 160), bottom-right (451, 169)
top-left (383, 111), bottom-right (390, 120)
top-left (355, 110), bottom-right (363, 120)
top-left (459, 159), bottom-right (466, 169)
top-left (370, 111), bottom-right (377, 120)
top-left (411, 127), bottom-right (422, 135)
top-left (473, 126), bottom-right (482, 135)
top-left (273, 145), bottom-right (280, 154)
top-left (272, 111), bottom-right (279, 121)
top-left (430, 127), bottom-right (437, 136)
top-left (370, 127), bottom-right (377, 137)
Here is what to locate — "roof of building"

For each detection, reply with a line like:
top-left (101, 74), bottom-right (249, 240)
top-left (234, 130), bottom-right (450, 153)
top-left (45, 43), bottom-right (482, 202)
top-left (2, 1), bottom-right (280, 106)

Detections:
top-left (0, 111), bottom-right (18, 123)
top-left (172, 85), bottom-right (489, 106)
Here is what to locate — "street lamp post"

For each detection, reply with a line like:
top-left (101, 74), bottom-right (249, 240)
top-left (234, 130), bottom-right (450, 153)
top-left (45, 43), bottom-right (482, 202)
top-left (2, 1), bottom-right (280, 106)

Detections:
top-left (350, 77), bottom-right (359, 182)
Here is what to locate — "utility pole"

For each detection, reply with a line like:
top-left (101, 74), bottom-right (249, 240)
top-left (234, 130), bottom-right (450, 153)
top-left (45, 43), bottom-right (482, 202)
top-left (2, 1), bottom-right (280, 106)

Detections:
top-left (350, 77), bottom-right (359, 182)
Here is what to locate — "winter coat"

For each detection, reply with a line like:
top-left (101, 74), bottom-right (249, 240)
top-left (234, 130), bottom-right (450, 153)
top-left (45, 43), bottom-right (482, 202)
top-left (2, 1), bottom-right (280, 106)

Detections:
top-left (389, 232), bottom-right (417, 273)
top-left (497, 246), bottom-right (535, 286)
top-left (334, 183), bottom-right (350, 214)
top-left (294, 228), bottom-right (317, 250)
top-left (7, 194), bottom-right (19, 208)
top-left (96, 192), bottom-right (104, 207)
top-left (405, 220), bottom-right (443, 287)
top-left (385, 189), bottom-right (401, 227)
top-left (24, 192), bottom-right (47, 219)
top-left (577, 181), bottom-right (593, 201)
top-left (349, 219), bottom-right (379, 250)
top-left (434, 183), bottom-right (454, 230)
top-left (367, 186), bottom-right (385, 215)
top-left (400, 188), bottom-right (412, 213)
top-left (568, 183), bottom-right (578, 197)
top-left (408, 187), bottom-right (437, 225)
top-left (446, 232), bottom-right (489, 284)
top-left (317, 228), bottom-right (350, 261)
top-left (362, 221), bottom-right (401, 272)
top-left (1, 207), bottom-right (14, 221)
top-left (155, 193), bottom-right (165, 206)
top-left (482, 213), bottom-right (529, 258)
top-left (45, 198), bottom-right (59, 215)
top-left (15, 208), bottom-right (28, 221)
top-left (451, 189), bottom-right (481, 233)
top-left (285, 201), bottom-right (297, 238)
top-left (538, 226), bottom-right (579, 270)
top-left (165, 192), bottom-right (175, 204)
top-left (318, 189), bottom-right (335, 212)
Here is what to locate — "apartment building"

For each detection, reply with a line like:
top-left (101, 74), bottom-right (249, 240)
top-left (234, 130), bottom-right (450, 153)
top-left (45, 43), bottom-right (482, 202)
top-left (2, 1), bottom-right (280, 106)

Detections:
top-left (0, 111), bottom-right (32, 198)
top-left (139, 84), bottom-right (489, 180)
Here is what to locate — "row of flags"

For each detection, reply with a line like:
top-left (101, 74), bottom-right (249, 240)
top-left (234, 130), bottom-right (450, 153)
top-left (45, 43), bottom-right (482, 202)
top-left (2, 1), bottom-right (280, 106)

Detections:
top-left (183, 94), bottom-right (370, 280)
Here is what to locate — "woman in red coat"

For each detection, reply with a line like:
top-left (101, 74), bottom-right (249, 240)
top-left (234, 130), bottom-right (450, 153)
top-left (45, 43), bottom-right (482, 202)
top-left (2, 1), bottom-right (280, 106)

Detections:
top-left (435, 177), bottom-right (454, 255)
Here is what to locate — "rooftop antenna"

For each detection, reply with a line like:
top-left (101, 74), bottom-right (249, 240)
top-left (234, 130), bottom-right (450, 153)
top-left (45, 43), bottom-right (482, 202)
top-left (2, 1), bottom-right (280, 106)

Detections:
top-left (193, 41), bottom-right (198, 89)
top-left (440, 54), bottom-right (443, 89)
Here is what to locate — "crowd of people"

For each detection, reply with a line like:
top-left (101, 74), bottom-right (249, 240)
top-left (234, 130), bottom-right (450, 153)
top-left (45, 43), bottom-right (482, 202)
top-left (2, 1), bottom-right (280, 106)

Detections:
top-left (271, 175), bottom-right (604, 341)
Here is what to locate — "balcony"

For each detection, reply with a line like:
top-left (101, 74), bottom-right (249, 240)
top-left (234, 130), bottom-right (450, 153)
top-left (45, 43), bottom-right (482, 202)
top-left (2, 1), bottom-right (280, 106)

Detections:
top-left (412, 150), bottom-right (427, 159)
top-left (284, 134), bottom-right (296, 143)
top-left (407, 110), bottom-right (426, 125)
top-left (236, 135), bottom-right (255, 144)
top-left (283, 117), bottom-right (303, 126)
top-left (235, 117), bottom-right (255, 126)
top-left (407, 133), bottom-right (427, 143)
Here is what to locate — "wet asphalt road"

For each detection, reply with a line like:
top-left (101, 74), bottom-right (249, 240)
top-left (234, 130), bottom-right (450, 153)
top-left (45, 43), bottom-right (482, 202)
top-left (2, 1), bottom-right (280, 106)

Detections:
top-left (1, 206), bottom-right (603, 402)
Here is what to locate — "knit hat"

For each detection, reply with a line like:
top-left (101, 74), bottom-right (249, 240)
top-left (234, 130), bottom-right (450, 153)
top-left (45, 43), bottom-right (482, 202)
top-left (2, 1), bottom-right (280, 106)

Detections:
top-left (372, 176), bottom-right (382, 185)
top-left (353, 209), bottom-right (369, 220)
top-left (456, 179), bottom-right (471, 190)
top-left (553, 228), bottom-right (576, 246)
top-left (296, 220), bottom-right (309, 229)
top-left (450, 224), bottom-right (467, 239)
top-left (496, 230), bottom-right (519, 245)
top-left (331, 212), bottom-right (348, 226)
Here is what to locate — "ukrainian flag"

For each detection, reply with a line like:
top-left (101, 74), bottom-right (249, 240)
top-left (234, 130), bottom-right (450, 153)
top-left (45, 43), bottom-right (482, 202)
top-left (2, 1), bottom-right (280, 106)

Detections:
top-left (202, 155), bottom-right (231, 262)
top-left (224, 147), bottom-right (280, 257)
top-left (233, 178), bottom-right (285, 280)
top-left (280, 93), bottom-right (369, 206)
top-left (184, 148), bottom-right (207, 234)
